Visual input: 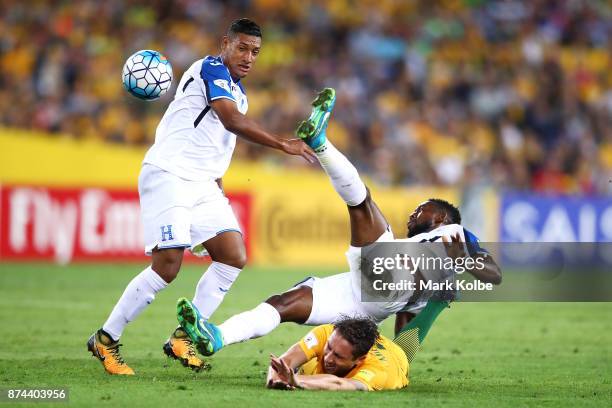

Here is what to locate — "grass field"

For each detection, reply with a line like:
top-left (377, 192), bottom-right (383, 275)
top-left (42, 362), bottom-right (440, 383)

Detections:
top-left (0, 263), bottom-right (610, 407)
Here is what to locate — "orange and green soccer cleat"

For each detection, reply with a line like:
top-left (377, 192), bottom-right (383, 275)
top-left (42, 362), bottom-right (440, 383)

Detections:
top-left (87, 330), bottom-right (135, 375)
top-left (163, 327), bottom-right (210, 372)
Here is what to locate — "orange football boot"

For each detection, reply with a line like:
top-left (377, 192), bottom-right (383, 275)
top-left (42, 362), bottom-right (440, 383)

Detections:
top-left (87, 330), bottom-right (135, 375)
top-left (163, 327), bottom-right (210, 372)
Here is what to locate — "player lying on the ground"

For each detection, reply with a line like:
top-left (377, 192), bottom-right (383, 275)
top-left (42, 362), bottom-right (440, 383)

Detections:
top-left (176, 87), bottom-right (501, 364)
top-left (266, 317), bottom-right (408, 391)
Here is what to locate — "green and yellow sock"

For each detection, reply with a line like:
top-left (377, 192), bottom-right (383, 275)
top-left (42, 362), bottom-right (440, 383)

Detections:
top-left (393, 300), bottom-right (450, 364)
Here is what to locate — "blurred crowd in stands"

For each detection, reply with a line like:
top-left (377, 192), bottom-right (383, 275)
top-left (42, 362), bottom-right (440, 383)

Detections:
top-left (1, 0), bottom-right (610, 194)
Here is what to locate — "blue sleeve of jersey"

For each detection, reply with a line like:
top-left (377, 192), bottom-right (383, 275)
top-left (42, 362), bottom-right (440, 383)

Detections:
top-left (463, 228), bottom-right (489, 256)
top-left (200, 57), bottom-right (236, 103)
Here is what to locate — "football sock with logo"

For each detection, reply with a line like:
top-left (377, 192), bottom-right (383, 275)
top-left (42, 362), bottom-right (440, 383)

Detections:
top-left (102, 266), bottom-right (168, 341)
top-left (393, 300), bottom-right (450, 364)
top-left (218, 302), bottom-right (281, 345)
top-left (315, 140), bottom-right (367, 206)
top-left (192, 262), bottom-right (242, 320)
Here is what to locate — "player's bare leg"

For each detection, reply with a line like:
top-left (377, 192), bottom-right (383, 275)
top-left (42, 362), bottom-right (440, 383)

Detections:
top-left (297, 88), bottom-right (451, 365)
top-left (196, 88), bottom-right (386, 353)
top-left (176, 284), bottom-right (314, 356)
top-left (265, 286), bottom-right (313, 323)
top-left (297, 88), bottom-right (389, 246)
top-left (88, 247), bottom-right (183, 375)
top-left (176, 89), bottom-right (389, 357)
top-left (151, 247), bottom-right (184, 283)
top-left (346, 190), bottom-right (389, 246)
top-left (218, 286), bottom-right (314, 345)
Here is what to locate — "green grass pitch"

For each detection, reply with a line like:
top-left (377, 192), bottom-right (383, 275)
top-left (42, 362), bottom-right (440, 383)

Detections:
top-left (0, 263), bottom-right (610, 407)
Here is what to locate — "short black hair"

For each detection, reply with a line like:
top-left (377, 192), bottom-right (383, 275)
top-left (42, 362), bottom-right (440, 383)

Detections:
top-left (228, 18), bottom-right (262, 38)
top-left (334, 317), bottom-right (379, 359)
top-left (428, 198), bottom-right (461, 224)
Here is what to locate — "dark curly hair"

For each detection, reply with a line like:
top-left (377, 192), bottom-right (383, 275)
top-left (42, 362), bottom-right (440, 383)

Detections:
top-left (428, 198), bottom-right (461, 224)
top-left (333, 317), bottom-right (379, 359)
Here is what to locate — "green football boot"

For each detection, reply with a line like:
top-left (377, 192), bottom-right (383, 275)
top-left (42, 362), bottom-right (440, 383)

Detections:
top-left (176, 298), bottom-right (224, 357)
top-left (296, 87), bottom-right (336, 151)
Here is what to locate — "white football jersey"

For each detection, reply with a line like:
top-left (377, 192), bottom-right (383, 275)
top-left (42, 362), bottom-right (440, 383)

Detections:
top-left (143, 55), bottom-right (248, 181)
top-left (396, 223), bottom-right (487, 256)
top-left (395, 223), bottom-right (487, 313)
top-left (396, 223), bottom-right (465, 244)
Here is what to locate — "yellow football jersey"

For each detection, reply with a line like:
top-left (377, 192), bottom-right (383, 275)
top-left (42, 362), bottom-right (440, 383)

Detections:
top-left (298, 324), bottom-right (409, 391)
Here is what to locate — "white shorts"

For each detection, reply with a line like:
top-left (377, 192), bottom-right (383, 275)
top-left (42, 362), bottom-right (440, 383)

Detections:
top-left (297, 228), bottom-right (409, 325)
top-left (138, 164), bottom-right (242, 256)
top-left (297, 272), bottom-right (376, 325)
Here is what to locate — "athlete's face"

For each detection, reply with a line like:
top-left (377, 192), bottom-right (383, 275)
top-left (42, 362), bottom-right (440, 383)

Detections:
top-left (407, 201), bottom-right (439, 238)
top-left (221, 33), bottom-right (261, 79)
top-left (322, 331), bottom-right (366, 377)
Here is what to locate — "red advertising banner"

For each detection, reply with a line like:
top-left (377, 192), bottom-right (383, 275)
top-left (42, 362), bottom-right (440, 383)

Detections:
top-left (0, 185), bottom-right (251, 263)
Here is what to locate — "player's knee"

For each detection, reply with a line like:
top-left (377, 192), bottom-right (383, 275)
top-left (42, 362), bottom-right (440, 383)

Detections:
top-left (152, 248), bottom-right (183, 283)
top-left (232, 248), bottom-right (248, 269)
top-left (205, 232), bottom-right (247, 269)
top-left (153, 265), bottom-right (179, 283)
top-left (214, 248), bottom-right (247, 269)
top-left (264, 294), bottom-right (290, 318)
top-left (264, 287), bottom-right (310, 322)
top-left (264, 294), bottom-right (283, 310)
top-left (350, 186), bottom-right (373, 208)
top-left (265, 291), bottom-right (299, 309)
top-left (362, 187), bottom-right (374, 206)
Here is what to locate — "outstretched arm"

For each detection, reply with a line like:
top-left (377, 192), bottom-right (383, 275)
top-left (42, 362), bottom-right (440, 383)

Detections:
top-left (292, 374), bottom-right (366, 391)
top-left (268, 346), bottom-right (366, 391)
top-left (266, 343), bottom-right (307, 389)
top-left (211, 98), bottom-right (315, 162)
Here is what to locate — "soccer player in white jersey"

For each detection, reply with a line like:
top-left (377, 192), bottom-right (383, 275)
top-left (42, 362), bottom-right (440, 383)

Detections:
top-left (175, 88), bottom-right (501, 366)
top-left (87, 18), bottom-right (316, 375)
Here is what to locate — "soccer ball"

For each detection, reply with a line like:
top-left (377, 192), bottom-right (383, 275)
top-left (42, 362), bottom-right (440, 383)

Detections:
top-left (122, 50), bottom-right (173, 101)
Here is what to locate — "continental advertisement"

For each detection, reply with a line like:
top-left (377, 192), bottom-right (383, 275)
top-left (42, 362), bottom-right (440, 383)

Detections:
top-left (251, 181), bottom-right (456, 266)
top-left (0, 129), bottom-right (455, 266)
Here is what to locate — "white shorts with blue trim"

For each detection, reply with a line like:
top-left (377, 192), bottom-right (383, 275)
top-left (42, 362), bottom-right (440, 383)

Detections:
top-left (138, 164), bottom-right (242, 256)
top-left (296, 228), bottom-right (408, 325)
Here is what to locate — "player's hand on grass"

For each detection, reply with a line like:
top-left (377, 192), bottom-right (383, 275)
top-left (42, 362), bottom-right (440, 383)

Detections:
top-left (267, 378), bottom-right (294, 390)
top-left (266, 360), bottom-right (293, 390)
top-left (280, 139), bottom-right (316, 163)
top-left (269, 354), bottom-right (299, 390)
top-left (266, 364), bottom-right (288, 390)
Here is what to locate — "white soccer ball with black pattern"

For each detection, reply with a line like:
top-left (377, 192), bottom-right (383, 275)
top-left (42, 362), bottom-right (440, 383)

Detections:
top-left (122, 50), bottom-right (173, 100)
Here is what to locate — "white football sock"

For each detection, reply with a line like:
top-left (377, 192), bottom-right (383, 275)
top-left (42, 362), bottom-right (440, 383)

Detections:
top-left (192, 262), bottom-right (241, 319)
top-left (316, 140), bottom-right (367, 206)
top-left (218, 302), bottom-right (281, 345)
top-left (102, 266), bottom-right (167, 341)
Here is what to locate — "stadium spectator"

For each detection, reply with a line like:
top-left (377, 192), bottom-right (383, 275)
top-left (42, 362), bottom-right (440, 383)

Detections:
top-left (0, 0), bottom-right (610, 194)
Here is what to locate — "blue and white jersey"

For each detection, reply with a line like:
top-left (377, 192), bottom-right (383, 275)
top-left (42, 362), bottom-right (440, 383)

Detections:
top-left (396, 224), bottom-right (488, 313)
top-left (143, 55), bottom-right (248, 181)
top-left (462, 227), bottom-right (489, 257)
